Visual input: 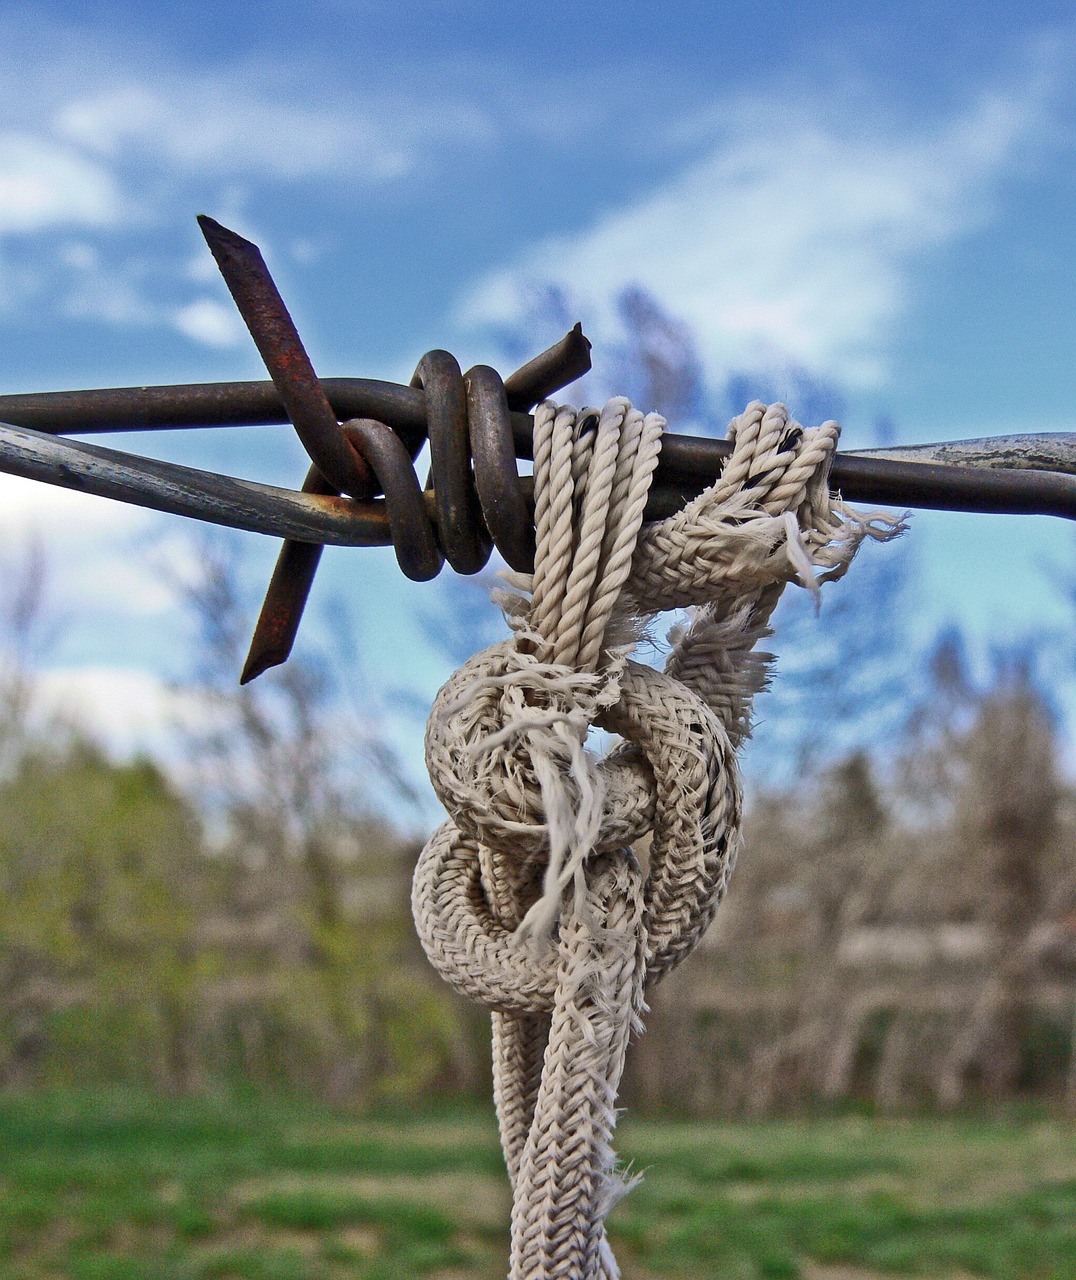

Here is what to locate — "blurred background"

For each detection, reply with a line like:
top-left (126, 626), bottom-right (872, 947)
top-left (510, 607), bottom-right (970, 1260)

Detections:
top-left (0, 3), bottom-right (1074, 1278)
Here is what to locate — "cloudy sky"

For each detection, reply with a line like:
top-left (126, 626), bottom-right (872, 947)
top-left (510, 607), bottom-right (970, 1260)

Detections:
top-left (0, 2), bottom-right (1073, 791)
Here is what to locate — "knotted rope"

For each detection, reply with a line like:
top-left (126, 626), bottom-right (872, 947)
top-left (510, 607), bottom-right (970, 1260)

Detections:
top-left (414, 397), bottom-right (902, 1278)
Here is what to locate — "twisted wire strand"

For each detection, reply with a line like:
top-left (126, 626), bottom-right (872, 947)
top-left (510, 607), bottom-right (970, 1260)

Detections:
top-left (352, 346), bottom-right (591, 583)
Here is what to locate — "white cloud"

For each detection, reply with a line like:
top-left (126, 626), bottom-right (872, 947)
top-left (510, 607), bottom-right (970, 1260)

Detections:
top-left (52, 264), bottom-right (249, 347)
top-left (35, 665), bottom-right (210, 764)
top-left (58, 241), bottom-right (101, 271)
top-left (171, 297), bottom-right (247, 348)
top-left (0, 470), bottom-right (146, 535)
top-left (0, 16), bottom-right (500, 228)
top-left (0, 473), bottom-right (182, 618)
top-left (0, 132), bottom-right (119, 233)
top-left (460, 81), bottom-right (1055, 391)
top-left (52, 67), bottom-right (493, 187)
top-left (0, 25), bottom-right (499, 340)
top-left (62, 276), bottom-right (155, 326)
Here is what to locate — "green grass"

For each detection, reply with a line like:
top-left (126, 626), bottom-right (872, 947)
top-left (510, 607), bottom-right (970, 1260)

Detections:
top-left (0, 1091), bottom-right (1073, 1278)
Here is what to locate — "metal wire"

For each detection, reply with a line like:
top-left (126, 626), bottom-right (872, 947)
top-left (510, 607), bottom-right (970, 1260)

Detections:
top-left (0, 217), bottom-right (1073, 679)
top-left (2, 379), bottom-right (1072, 527)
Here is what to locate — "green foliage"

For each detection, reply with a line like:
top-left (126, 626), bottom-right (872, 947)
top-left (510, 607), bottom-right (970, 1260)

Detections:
top-left (0, 742), bottom-right (201, 957)
top-left (0, 730), bottom-right (484, 1100)
top-left (0, 743), bottom-right (206, 1090)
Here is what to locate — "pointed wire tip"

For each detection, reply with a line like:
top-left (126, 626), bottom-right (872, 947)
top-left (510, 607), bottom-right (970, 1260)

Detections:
top-left (197, 214), bottom-right (262, 258)
top-left (239, 645), bottom-right (286, 685)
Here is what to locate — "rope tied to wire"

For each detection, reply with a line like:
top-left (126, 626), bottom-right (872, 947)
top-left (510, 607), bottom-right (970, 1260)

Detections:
top-left (414, 396), bottom-right (903, 1279)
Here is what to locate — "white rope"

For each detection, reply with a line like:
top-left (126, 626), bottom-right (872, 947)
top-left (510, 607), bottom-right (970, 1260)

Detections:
top-left (414, 398), bottom-right (904, 1278)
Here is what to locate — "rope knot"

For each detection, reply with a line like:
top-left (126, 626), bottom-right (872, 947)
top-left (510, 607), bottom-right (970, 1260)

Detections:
top-left (426, 644), bottom-right (615, 942)
top-left (414, 396), bottom-right (905, 1280)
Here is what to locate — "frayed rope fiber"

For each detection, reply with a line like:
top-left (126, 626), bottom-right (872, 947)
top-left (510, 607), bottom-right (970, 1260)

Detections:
top-left (414, 397), bottom-right (903, 1278)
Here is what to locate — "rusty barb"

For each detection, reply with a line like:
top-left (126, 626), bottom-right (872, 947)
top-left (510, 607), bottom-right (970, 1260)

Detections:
top-left (0, 217), bottom-right (1073, 682)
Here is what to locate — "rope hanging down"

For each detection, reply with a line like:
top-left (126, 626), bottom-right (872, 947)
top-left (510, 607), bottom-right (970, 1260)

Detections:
top-left (414, 397), bottom-right (903, 1279)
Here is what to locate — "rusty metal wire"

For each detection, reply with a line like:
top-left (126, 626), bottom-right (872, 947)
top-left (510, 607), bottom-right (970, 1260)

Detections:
top-left (0, 218), bottom-right (1073, 679)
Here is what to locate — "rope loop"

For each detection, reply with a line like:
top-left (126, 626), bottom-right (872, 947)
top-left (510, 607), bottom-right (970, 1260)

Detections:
top-left (418, 647), bottom-right (738, 997)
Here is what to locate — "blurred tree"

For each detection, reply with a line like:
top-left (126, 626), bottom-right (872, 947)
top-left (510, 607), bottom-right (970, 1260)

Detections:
top-left (745, 534), bottom-right (915, 791)
top-left (608, 285), bottom-right (711, 428)
top-left (742, 749), bottom-right (899, 1109)
top-left (943, 666), bottom-right (1062, 1100)
top-left (0, 538), bottom-right (53, 778)
top-left (902, 635), bottom-right (1067, 1104)
top-left (0, 743), bottom-right (204, 1090)
top-left (169, 536), bottom-right (478, 1102)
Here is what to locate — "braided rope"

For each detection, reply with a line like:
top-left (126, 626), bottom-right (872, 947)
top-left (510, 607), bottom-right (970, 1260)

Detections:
top-left (413, 398), bottom-right (903, 1278)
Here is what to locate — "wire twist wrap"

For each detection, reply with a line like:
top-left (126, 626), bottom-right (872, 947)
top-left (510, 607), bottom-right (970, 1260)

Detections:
top-left (414, 397), bottom-right (904, 1278)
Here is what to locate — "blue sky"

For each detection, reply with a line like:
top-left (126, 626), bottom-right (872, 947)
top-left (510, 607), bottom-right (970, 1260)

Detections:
top-left (0, 2), bottom-right (1073, 796)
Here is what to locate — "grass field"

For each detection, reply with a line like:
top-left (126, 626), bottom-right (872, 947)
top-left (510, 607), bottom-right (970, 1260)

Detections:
top-left (0, 1091), bottom-right (1073, 1279)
